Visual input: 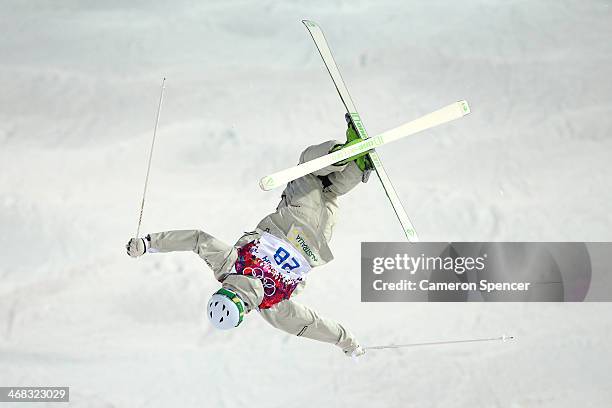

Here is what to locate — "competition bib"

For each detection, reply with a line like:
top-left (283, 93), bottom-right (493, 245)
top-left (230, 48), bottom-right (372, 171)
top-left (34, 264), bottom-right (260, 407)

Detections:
top-left (253, 232), bottom-right (310, 279)
top-left (234, 232), bottom-right (311, 309)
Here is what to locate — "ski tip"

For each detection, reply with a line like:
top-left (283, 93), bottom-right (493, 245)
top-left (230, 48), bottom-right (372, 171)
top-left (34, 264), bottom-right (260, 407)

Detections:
top-left (259, 176), bottom-right (275, 191)
top-left (458, 100), bottom-right (471, 115)
top-left (302, 20), bottom-right (317, 28)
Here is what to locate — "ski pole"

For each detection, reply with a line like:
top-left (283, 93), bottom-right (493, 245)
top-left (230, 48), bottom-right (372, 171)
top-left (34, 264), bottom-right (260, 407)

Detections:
top-left (364, 334), bottom-right (515, 351)
top-left (135, 77), bottom-right (166, 238)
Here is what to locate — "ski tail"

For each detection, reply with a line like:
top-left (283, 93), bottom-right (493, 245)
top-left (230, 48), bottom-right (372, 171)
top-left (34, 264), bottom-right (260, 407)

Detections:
top-left (302, 20), bottom-right (355, 112)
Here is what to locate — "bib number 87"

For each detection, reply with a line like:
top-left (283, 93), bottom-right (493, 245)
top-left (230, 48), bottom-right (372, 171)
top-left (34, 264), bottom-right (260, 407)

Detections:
top-left (274, 247), bottom-right (301, 271)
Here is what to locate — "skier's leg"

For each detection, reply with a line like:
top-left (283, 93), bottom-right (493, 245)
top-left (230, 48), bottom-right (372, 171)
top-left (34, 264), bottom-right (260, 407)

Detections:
top-left (325, 160), bottom-right (363, 196)
top-left (298, 140), bottom-right (364, 196)
top-left (299, 140), bottom-right (346, 177)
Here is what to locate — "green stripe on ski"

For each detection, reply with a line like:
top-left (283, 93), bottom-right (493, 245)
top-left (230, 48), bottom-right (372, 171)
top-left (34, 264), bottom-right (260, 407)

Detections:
top-left (259, 100), bottom-right (470, 192)
top-left (349, 113), bottom-right (369, 139)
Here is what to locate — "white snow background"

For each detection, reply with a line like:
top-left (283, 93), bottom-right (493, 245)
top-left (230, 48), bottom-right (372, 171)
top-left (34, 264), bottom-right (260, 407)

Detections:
top-left (1, 1), bottom-right (611, 407)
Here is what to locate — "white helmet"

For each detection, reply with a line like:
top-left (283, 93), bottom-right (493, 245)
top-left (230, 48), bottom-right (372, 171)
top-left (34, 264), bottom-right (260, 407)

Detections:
top-left (207, 288), bottom-right (245, 330)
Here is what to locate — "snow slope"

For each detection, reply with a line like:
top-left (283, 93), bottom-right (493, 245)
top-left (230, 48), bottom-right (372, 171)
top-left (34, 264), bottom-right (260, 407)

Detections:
top-left (1, 1), bottom-right (611, 406)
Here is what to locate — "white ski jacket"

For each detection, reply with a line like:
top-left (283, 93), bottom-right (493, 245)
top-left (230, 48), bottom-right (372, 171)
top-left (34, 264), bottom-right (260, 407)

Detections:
top-left (148, 229), bottom-right (359, 354)
top-left (146, 140), bottom-right (364, 354)
top-left (257, 140), bottom-right (364, 267)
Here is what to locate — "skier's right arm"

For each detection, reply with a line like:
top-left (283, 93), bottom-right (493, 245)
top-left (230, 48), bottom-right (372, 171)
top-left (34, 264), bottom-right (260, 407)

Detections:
top-left (259, 299), bottom-right (364, 357)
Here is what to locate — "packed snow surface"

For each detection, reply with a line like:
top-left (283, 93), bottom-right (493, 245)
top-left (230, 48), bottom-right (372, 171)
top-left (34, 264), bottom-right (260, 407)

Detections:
top-left (1, 1), bottom-right (611, 407)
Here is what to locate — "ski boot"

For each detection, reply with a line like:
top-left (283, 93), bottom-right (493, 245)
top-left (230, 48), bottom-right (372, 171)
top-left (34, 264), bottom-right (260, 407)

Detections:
top-left (331, 113), bottom-right (373, 182)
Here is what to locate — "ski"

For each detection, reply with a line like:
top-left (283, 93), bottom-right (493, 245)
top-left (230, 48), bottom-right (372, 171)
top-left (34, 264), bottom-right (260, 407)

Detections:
top-left (259, 99), bottom-right (470, 190)
top-left (303, 20), bottom-right (417, 240)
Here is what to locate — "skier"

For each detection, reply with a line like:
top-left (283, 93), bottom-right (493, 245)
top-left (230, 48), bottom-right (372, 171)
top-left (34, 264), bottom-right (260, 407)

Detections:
top-left (126, 118), bottom-right (371, 358)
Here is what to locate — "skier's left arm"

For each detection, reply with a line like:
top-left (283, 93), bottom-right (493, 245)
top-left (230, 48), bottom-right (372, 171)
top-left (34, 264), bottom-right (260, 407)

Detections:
top-left (125, 230), bottom-right (236, 281)
top-left (259, 299), bottom-right (364, 357)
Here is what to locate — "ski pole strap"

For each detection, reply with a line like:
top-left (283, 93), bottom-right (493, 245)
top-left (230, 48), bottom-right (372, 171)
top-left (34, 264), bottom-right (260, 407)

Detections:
top-left (364, 335), bottom-right (515, 351)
